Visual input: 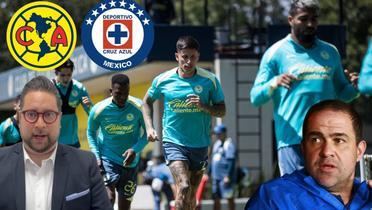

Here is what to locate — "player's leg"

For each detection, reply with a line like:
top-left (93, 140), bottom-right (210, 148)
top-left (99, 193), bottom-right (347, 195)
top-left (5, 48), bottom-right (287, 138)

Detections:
top-left (101, 159), bottom-right (120, 205)
top-left (118, 196), bottom-right (131, 210)
top-left (213, 198), bottom-right (221, 210)
top-left (277, 144), bottom-right (304, 176)
top-left (189, 169), bottom-right (204, 209)
top-left (117, 166), bottom-right (138, 210)
top-left (169, 160), bottom-right (192, 210)
top-left (227, 197), bottom-right (235, 210)
top-left (162, 183), bottom-right (175, 210)
top-left (162, 142), bottom-right (193, 210)
top-left (106, 185), bottom-right (116, 205)
top-left (151, 189), bottom-right (162, 210)
top-left (220, 179), bottom-right (235, 210)
top-left (188, 145), bottom-right (209, 209)
top-left (212, 179), bottom-right (222, 210)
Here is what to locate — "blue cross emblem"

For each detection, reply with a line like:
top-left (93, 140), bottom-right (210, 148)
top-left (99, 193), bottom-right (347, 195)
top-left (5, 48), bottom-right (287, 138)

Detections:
top-left (108, 24), bottom-right (128, 44)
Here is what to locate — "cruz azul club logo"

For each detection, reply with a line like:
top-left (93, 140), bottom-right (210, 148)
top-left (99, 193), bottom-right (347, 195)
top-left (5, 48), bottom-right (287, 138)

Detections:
top-left (82, 0), bottom-right (154, 71)
top-left (6, 1), bottom-right (77, 71)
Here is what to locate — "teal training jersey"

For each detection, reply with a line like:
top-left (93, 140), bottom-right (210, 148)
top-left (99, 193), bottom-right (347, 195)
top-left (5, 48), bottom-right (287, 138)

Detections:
top-left (0, 117), bottom-right (21, 146)
top-left (147, 67), bottom-right (225, 148)
top-left (250, 35), bottom-right (359, 149)
top-left (87, 96), bottom-right (147, 167)
top-left (359, 38), bottom-right (372, 94)
top-left (54, 79), bottom-right (91, 145)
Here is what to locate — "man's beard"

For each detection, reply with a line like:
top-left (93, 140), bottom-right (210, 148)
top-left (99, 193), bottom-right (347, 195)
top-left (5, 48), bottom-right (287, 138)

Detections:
top-left (297, 29), bottom-right (316, 44)
top-left (25, 136), bottom-right (55, 153)
top-left (298, 33), bottom-right (316, 43)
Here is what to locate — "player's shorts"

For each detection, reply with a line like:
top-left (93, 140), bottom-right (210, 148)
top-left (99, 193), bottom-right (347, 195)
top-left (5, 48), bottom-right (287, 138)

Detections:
top-left (163, 141), bottom-right (208, 171)
top-left (212, 179), bottom-right (235, 199)
top-left (278, 144), bottom-right (304, 176)
top-left (102, 159), bottom-right (138, 200)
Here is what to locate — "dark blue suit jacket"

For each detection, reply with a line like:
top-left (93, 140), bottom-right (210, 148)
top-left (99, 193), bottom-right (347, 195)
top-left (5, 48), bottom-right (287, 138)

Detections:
top-left (0, 143), bottom-right (113, 210)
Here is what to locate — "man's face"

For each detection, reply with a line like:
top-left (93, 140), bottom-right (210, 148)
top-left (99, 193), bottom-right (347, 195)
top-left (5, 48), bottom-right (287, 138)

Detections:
top-left (56, 67), bottom-right (73, 86)
top-left (19, 91), bottom-right (61, 154)
top-left (175, 48), bottom-right (200, 74)
top-left (110, 83), bottom-right (129, 107)
top-left (289, 8), bottom-right (318, 44)
top-left (301, 110), bottom-right (366, 191)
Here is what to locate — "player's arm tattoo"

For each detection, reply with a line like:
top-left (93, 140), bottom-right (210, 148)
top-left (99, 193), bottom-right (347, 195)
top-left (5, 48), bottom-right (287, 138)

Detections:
top-left (200, 102), bottom-right (226, 117)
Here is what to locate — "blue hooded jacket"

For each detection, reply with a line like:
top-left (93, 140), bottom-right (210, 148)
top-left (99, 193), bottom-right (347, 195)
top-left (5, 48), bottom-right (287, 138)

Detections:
top-left (245, 170), bottom-right (372, 210)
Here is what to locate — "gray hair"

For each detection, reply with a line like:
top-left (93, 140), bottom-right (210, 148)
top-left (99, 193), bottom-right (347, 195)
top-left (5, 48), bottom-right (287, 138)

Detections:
top-left (20, 76), bottom-right (62, 111)
top-left (289, 0), bottom-right (319, 16)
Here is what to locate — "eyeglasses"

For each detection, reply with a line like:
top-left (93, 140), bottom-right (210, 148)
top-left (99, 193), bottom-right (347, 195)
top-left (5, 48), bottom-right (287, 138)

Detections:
top-left (20, 110), bottom-right (60, 124)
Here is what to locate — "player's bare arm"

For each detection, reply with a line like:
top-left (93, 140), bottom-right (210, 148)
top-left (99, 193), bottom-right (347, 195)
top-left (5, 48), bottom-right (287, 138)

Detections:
top-left (142, 92), bottom-right (159, 141)
top-left (186, 94), bottom-right (226, 117)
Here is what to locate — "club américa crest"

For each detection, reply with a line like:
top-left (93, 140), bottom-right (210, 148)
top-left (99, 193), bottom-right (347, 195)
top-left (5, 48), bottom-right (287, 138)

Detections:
top-left (82, 0), bottom-right (154, 71)
top-left (6, 1), bottom-right (77, 71)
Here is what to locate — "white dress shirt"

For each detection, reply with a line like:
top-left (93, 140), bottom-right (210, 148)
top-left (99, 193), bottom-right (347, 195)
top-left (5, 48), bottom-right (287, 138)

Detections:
top-left (23, 144), bottom-right (57, 210)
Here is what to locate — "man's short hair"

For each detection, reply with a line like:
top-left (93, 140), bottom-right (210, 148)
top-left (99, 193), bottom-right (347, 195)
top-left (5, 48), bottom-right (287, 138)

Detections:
top-left (176, 36), bottom-right (200, 52)
top-left (111, 74), bottom-right (130, 86)
top-left (303, 100), bottom-right (363, 142)
top-left (289, 0), bottom-right (320, 16)
top-left (20, 76), bottom-right (62, 111)
top-left (15, 94), bottom-right (21, 103)
top-left (55, 59), bottom-right (74, 73)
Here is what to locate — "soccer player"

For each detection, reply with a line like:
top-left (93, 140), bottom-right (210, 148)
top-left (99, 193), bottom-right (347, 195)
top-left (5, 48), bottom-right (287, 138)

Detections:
top-left (0, 95), bottom-right (21, 146)
top-left (143, 36), bottom-right (226, 209)
top-left (87, 74), bottom-right (147, 210)
top-left (250, 0), bottom-right (359, 175)
top-left (53, 59), bottom-right (92, 147)
top-left (358, 38), bottom-right (372, 94)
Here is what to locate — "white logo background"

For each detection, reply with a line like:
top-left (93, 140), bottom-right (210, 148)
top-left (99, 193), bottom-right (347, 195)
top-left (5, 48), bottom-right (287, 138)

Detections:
top-left (106, 23), bottom-right (130, 46)
top-left (92, 8), bottom-right (144, 61)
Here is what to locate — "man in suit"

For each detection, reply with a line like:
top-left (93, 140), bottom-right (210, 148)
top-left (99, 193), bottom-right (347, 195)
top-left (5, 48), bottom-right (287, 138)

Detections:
top-left (0, 76), bottom-right (112, 210)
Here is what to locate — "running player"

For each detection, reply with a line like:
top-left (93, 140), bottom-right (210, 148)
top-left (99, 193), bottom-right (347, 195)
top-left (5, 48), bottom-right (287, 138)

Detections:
top-left (143, 36), bottom-right (226, 210)
top-left (53, 59), bottom-right (92, 147)
top-left (250, 0), bottom-right (359, 175)
top-left (0, 95), bottom-right (21, 146)
top-left (87, 74), bottom-right (147, 210)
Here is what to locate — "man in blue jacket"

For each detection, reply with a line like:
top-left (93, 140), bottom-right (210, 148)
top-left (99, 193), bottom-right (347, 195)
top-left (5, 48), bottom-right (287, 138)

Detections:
top-left (245, 100), bottom-right (371, 210)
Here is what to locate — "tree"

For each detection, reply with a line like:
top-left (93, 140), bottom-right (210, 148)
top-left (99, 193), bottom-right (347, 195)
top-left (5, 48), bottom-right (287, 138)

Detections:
top-left (1, 0), bottom-right (370, 73)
